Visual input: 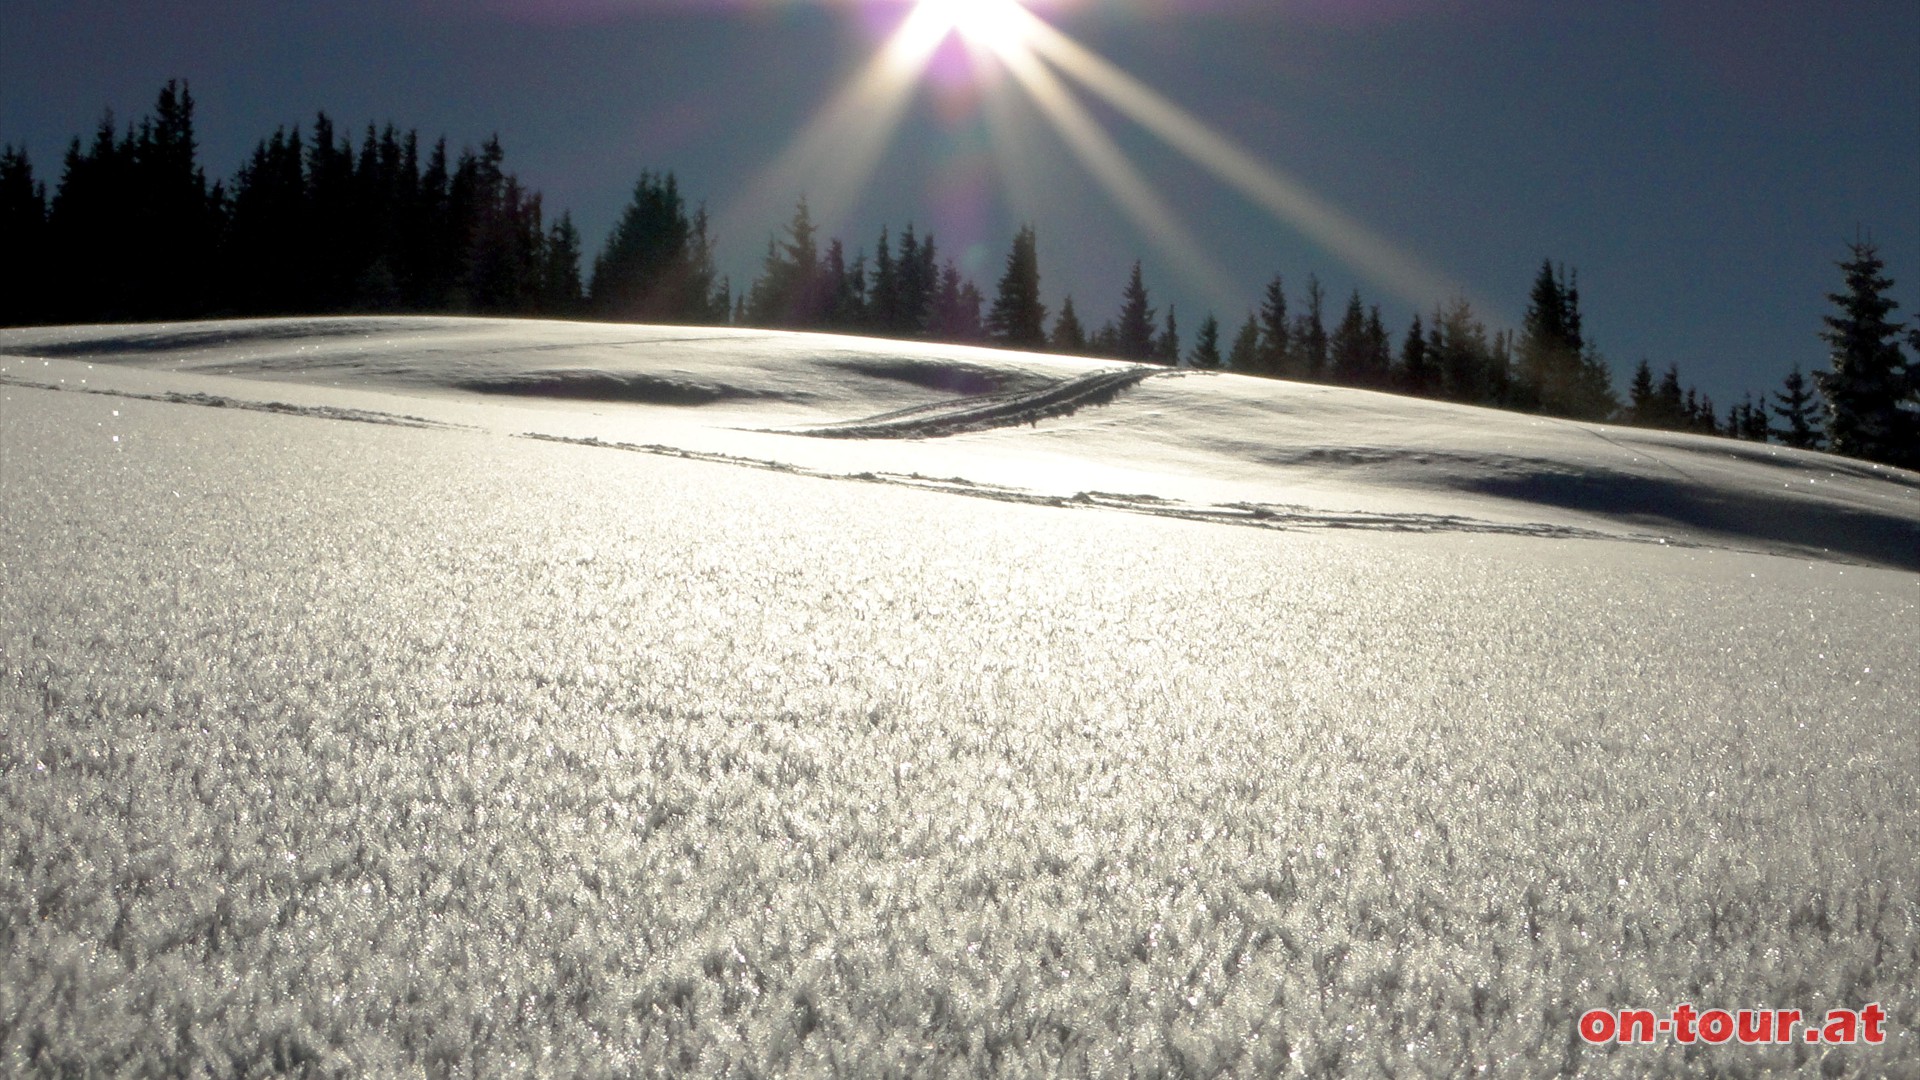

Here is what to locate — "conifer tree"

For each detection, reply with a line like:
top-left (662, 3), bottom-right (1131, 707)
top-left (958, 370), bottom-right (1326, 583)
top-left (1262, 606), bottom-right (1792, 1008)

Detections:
top-left (928, 260), bottom-right (984, 342)
top-left (892, 225), bottom-right (936, 336)
top-left (1153, 304), bottom-right (1180, 365)
top-left (1398, 313), bottom-right (1430, 395)
top-left (1114, 261), bottom-right (1156, 361)
top-left (1432, 298), bottom-right (1490, 403)
top-left (1518, 259), bottom-right (1576, 412)
top-left (745, 198), bottom-right (825, 327)
top-left (589, 171), bottom-right (715, 322)
top-left (1330, 290), bottom-right (1368, 385)
top-left (1295, 274), bottom-right (1328, 380)
top-left (1189, 313), bottom-right (1222, 370)
top-left (823, 239), bottom-right (868, 330)
top-left (1626, 359), bottom-right (1656, 424)
top-left (1654, 364), bottom-right (1686, 429)
top-left (538, 212), bottom-right (585, 315)
top-left (50, 112), bottom-right (139, 321)
top-left (868, 227), bottom-right (897, 333)
top-left (986, 224), bottom-right (1047, 348)
top-left (1770, 365), bottom-right (1823, 449)
top-left (1364, 306), bottom-right (1392, 388)
top-left (1814, 242), bottom-right (1915, 466)
top-left (0, 145), bottom-right (49, 326)
top-left (1227, 314), bottom-right (1260, 372)
top-left (1050, 295), bottom-right (1088, 353)
top-left (1256, 275), bottom-right (1289, 377)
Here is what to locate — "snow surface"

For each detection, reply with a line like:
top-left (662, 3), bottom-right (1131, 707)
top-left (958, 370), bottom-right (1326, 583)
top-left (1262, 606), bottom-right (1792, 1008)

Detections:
top-left (2, 317), bottom-right (1917, 1074)
top-left (5, 315), bottom-right (1915, 571)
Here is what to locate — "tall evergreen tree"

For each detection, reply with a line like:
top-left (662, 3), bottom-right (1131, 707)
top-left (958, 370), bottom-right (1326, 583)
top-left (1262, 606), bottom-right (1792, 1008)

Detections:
top-left (225, 125), bottom-right (310, 313)
top-left (1398, 313), bottom-right (1431, 395)
top-left (823, 239), bottom-right (868, 330)
top-left (1652, 364), bottom-right (1686, 429)
top-left (1114, 261), bottom-right (1156, 361)
top-left (1153, 304), bottom-right (1180, 365)
top-left (1295, 274), bottom-right (1328, 380)
top-left (0, 145), bottom-right (49, 325)
top-left (1227, 313), bottom-right (1260, 373)
top-left (892, 225), bottom-right (936, 336)
top-left (130, 80), bottom-right (216, 318)
top-left (1517, 259), bottom-right (1577, 413)
top-left (1814, 242), bottom-right (1915, 466)
top-left (1050, 294), bottom-right (1087, 353)
top-left (49, 112), bottom-right (139, 321)
top-left (1626, 358), bottom-right (1656, 424)
top-left (538, 211), bottom-right (585, 315)
top-left (1432, 298), bottom-right (1491, 403)
top-left (1363, 306), bottom-right (1393, 389)
top-left (1330, 290), bottom-right (1369, 385)
top-left (928, 260), bottom-right (984, 342)
top-left (868, 226), bottom-right (898, 333)
top-left (1256, 274), bottom-right (1290, 377)
top-left (986, 224), bottom-right (1047, 348)
top-left (745, 198), bottom-right (826, 327)
top-left (1188, 313), bottom-right (1222, 370)
top-left (1770, 365), bottom-right (1823, 449)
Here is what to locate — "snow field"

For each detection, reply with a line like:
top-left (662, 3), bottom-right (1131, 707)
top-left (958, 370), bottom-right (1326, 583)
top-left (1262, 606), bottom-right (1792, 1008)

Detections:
top-left (3, 385), bottom-right (1917, 1075)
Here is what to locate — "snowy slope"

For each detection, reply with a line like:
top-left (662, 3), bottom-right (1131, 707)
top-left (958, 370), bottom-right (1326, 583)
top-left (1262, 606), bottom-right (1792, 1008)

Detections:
top-left (3, 317), bottom-right (1918, 1075)
top-left (4, 315), bottom-right (1916, 570)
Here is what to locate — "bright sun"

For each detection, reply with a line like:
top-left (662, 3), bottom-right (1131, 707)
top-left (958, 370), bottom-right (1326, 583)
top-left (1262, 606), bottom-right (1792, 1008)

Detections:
top-left (915, 0), bottom-right (1035, 54)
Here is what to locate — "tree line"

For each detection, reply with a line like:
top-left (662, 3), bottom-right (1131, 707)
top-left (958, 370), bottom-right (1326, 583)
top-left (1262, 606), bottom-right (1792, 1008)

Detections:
top-left (3, 83), bottom-right (1915, 469)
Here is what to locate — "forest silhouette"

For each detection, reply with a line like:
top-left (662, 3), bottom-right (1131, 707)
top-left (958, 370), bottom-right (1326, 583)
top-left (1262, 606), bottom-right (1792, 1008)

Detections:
top-left (3, 84), bottom-right (1914, 467)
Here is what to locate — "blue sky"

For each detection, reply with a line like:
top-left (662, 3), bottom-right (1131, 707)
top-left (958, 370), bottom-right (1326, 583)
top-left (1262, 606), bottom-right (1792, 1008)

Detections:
top-left (3, 0), bottom-right (1915, 407)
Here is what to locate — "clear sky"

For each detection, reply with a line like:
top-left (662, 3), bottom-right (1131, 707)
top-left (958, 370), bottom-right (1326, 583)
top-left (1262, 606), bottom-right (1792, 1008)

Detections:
top-left (3, 0), bottom-right (1915, 407)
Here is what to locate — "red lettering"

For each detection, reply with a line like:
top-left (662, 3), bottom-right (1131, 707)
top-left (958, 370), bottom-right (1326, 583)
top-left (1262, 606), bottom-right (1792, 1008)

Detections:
top-left (1672, 1003), bottom-right (1698, 1043)
top-left (1579, 1009), bottom-right (1616, 1044)
top-left (1863, 1003), bottom-right (1886, 1044)
top-left (1823, 1009), bottom-right (1859, 1044)
top-left (1736, 1008), bottom-right (1773, 1044)
top-left (1619, 1009), bottom-right (1657, 1044)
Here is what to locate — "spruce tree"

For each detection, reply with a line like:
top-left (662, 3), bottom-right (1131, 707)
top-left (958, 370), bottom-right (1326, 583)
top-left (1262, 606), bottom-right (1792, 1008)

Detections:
top-left (1398, 313), bottom-right (1430, 395)
top-left (1153, 304), bottom-right (1180, 365)
top-left (1329, 290), bottom-right (1368, 385)
top-left (1256, 275), bottom-right (1289, 377)
top-left (986, 224), bottom-right (1047, 348)
top-left (0, 145), bottom-right (48, 326)
top-left (589, 171), bottom-right (711, 322)
top-left (1295, 274), bottom-right (1328, 380)
top-left (1432, 298), bottom-right (1490, 403)
top-left (1050, 295), bottom-right (1087, 353)
top-left (1518, 259), bottom-right (1574, 412)
top-left (1654, 365), bottom-right (1685, 429)
top-left (1770, 365), bottom-right (1823, 449)
top-left (538, 212), bottom-right (584, 315)
top-left (1227, 314), bottom-right (1260, 372)
top-left (1189, 313), bottom-right (1222, 370)
top-left (1114, 261), bottom-right (1156, 361)
top-left (1627, 359), bottom-right (1656, 424)
top-left (868, 226), bottom-right (897, 333)
top-left (1814, 242), bottom-right (1914, 466)
top-left (745, 198), bottom-right (825, 327)
top-left (1364, 306), bottom-right (1392, 388)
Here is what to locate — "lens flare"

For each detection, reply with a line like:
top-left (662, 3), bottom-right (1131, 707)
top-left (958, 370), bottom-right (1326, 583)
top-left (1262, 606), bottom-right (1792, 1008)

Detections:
top-left (915, 0), bottom-right (1037, 51)
top-left (730, 0), bottom-right (1471, 319)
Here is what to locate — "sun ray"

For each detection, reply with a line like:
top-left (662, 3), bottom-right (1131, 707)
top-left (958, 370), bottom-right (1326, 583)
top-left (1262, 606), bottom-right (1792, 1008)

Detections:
top-left (996, 40), bottom-right (1244, 318)
top-left (718, 5), bottom-right (952, 249)
top-left (1005, 6), bottom-right (1470, 313)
